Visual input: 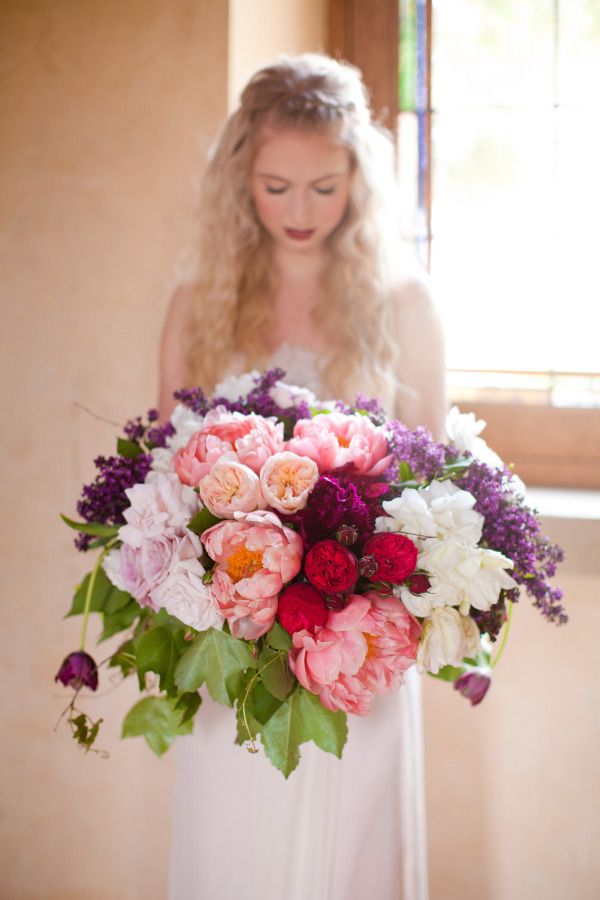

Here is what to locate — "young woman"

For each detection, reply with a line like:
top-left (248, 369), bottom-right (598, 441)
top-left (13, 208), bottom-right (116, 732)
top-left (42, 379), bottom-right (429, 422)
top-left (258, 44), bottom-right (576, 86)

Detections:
top-left (160, 53), bottom-right (445, 900)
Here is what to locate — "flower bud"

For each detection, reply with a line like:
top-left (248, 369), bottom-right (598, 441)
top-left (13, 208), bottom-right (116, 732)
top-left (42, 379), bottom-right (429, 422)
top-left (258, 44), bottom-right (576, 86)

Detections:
top-left (358, 554), bottom-right (378, 579)
top-left (454, 670), bottom-right (491, 706)
top-left (324, 593), bottom-right (347, 611)
top-left (406, 573), bottom-right (431, 595)
top-left (55, 651), bottom-right (99, 691)
top-left (335, 524), bottom-right (359, 546)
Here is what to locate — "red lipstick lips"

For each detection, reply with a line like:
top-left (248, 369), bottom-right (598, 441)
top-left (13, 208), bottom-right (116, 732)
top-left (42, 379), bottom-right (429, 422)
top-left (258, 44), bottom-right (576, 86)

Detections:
top-left (284, 228), bottom-right (315, 241)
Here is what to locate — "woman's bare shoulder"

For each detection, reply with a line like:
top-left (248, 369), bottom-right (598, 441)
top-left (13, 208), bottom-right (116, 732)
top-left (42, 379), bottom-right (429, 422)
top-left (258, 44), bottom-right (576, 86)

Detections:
top-left (389, 274), bottom-right (442, 330)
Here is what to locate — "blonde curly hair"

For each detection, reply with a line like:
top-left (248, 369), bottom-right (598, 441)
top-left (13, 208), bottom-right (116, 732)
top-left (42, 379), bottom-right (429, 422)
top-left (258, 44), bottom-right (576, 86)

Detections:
top-left (184, 53), bottom-right (412, 408)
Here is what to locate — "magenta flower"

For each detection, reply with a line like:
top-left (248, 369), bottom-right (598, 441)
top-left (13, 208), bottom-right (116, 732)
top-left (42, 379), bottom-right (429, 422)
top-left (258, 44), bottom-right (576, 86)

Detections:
top-left (55, 651), bottom-right (99, 691)
top-left (454, 670), bottom-right (491, 706)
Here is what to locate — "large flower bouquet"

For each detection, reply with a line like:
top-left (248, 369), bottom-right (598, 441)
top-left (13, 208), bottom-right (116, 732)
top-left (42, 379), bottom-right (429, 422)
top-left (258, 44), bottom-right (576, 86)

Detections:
top-left (56, 370), bottom-right (566, 776)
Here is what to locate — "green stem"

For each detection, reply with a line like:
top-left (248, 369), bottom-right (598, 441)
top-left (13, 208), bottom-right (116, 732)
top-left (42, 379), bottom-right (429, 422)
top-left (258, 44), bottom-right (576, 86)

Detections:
top-left (490, 599), bottom-right (513, 670)
top-left (80, 538), bottom-right (117, 651)
top-left (240, 650), bottom-right (285, 751)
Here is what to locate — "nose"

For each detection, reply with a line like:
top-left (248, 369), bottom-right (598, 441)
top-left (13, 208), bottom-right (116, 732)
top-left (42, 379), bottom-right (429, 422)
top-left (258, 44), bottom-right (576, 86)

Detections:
top-left (287, 188), bottom-right (312, 227)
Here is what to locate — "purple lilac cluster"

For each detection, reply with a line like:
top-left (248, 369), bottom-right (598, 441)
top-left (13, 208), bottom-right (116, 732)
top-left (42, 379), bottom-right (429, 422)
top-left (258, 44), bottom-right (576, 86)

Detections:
top-left (123, 409), bottom-right (175, 448)
top-left (74, 409), bottom-right (174, 552)
top-left (385, 420), bottom-right (452, 483)
top-left (75, 453), bottom-right (152, 551)
top-left (175, 369), bottom-right (312, 429)
top-left (458, 460), bottom-right (567, 631)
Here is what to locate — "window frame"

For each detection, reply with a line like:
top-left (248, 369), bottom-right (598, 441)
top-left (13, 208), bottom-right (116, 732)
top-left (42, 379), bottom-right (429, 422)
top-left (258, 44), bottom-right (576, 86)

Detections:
top-left (328, 0), bottom-right (600, 489)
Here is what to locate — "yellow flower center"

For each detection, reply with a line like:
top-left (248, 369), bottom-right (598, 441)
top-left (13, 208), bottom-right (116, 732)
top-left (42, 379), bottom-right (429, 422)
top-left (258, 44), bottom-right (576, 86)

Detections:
top-left (226, 546), bottom-right (264, 583)
top-left (337, 435), bottom-right (350, 448)
top-left (364, 633), bottom-right (378, 659)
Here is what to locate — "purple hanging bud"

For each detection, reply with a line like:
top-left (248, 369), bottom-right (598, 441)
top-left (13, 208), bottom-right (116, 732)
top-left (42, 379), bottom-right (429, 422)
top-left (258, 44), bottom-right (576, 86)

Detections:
top-left (55, 651), bottom-right (99, 691)
top-left (335, 524), bottom-right (359, 546)
top-left (454, 671), bottom-right (491, 706)
top-left (358, 554), bottom-right (378, 579)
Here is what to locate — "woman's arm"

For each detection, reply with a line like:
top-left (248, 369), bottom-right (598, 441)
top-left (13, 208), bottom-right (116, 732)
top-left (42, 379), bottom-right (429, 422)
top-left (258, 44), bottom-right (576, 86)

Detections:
top-left (392, 278), bottom-right (447, 441)
top-left (157, 284), bottom-right (196, 423)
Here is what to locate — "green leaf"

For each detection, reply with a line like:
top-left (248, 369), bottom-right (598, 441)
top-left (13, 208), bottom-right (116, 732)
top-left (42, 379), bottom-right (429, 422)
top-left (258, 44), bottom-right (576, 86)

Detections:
top-left (99, 598), bottom-right (141, 641)
top-left (265, 621), bottom-right (292, 651)
top-left (174, 691), bottom-right (202, 725)
top-left (117, 437), bottom-right (143, 459)
top-left (174, 628), bottom-right (256, 706)
top-left (104, 586), bottom-right (133, 614)
top-left (187, 507), bottom-right (221, 536)
top-left (261, 688), bottom-right (348, 778)
top-left (257, 648), bottom-right (295, 701)
top-left (71, 712), bottom-right (103, 751)
top-left (61, 514), bottom-right (120, 538)
top-left (430, 664), bottom-right (464, 683)
top-left (67, 568), bottom-right (113, 617)
top-left (109, 639), bottom-right (137, 677)
top-left (135, 626), bottom-right (179, 694)
top-left (122, 696), bottom-right (194, 756)
top-left (295, 688), bottom-right (347, 758)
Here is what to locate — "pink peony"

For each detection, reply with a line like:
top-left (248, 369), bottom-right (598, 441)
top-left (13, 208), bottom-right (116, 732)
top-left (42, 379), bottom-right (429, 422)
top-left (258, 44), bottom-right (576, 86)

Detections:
top-left (118, 473), bottom-right (199, 548)
top-left (151, 536), bottom-right (224, 632)
top-left (199, 458), bottom-right (263, 518)
top-left (202, 510), bottom-right (303, 639)
top-left (175, 408), bottom-right (284, 486)
top-left (259, 451), bottom-right (319, 515)
top-left (234, 417), bottom-right (285, 473)
top-left (289, 592), bottom-right (421, 715)
top-left (286, 412), bottom-right (393, 476)
top-left (355, 591), bottom-right (421, 694)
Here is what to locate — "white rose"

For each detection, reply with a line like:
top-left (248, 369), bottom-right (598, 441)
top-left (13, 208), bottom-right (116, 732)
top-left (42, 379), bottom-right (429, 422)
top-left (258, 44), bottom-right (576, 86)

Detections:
top-left (269, 380), bottom-right (318, 409)
top-left (426, 480), bottom-right (483, 544)
top-left (213, 371), bottom-right (259, 402)
top-left (379, 489), bottom-right (437, 541)
top-left (416, 607), bottom-right (464, 674)
top-left (418, 539), bottom-right (516, 615)
top-left (445, 406), bottom-right (504, 469)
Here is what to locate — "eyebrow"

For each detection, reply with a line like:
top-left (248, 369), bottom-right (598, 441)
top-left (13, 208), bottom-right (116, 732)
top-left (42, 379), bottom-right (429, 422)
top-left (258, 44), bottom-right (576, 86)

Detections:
top-left (256, 172), bottom-right (346, 184)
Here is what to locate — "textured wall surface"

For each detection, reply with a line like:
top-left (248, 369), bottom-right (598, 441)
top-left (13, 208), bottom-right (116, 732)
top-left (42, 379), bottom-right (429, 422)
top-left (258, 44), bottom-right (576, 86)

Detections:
top-left (1, 2), bottom-right (597, 898)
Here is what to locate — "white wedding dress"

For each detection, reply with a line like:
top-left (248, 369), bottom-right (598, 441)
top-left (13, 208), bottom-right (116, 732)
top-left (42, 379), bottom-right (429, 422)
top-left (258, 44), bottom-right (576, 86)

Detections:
top-left (168, 345), bottom-right (428, 900)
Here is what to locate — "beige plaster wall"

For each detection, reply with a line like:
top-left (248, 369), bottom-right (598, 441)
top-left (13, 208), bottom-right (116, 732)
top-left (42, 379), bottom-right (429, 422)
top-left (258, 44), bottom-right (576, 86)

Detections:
top-left (1, 2), bottom-right (228, 898)
top-left (2, 2), bottom-right (598, 899)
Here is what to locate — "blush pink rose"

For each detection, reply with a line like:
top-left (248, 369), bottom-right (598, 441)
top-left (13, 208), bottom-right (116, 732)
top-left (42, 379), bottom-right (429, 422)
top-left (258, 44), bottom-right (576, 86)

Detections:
top-left (202, 510), bottom-right (303, 639)
top-left (286, 412), bottom-right (393, 476)
top-left (199, 459), bottom-right (263, 518)
top-left (259, 451), bottom-right (319, 514)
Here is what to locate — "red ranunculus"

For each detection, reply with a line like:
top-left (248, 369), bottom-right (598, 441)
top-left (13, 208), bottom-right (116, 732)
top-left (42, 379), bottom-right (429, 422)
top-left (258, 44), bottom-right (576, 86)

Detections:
top-left (278, 582), bottom-right (328, 634)
top-left (304, 539), bottom-right (359, 594)
top-left (361, 533), bottom-right (418, 584)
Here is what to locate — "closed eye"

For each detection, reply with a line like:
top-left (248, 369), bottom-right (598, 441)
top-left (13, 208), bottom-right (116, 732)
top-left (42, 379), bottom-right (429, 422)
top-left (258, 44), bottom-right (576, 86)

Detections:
top-left (266, 185), bottom-right (287, 195)
top-left (314, 186), bottom-right (335, 195)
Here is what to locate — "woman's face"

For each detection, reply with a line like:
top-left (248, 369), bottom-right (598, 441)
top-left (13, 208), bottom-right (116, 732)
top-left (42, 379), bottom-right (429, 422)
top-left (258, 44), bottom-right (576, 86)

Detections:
top-left (250, 128), bottom-right (352, 253)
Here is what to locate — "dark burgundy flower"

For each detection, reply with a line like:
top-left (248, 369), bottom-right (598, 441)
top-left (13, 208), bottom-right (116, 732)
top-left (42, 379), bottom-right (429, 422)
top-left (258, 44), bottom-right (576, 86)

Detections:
top-left (406, 573), bottom-right (431, 594)
top-left (454, 671), bottom-right (491, 706)
top-left (361, 533), bottom-right (418, 584)
top-left (358, 554), bottom-right (378, 579)
top-left (55, 651), bottom-right (99, 691)
top-left (305, 539), bottom-right (359, 594)
top-left (278, 583), bottom-right (328, 634)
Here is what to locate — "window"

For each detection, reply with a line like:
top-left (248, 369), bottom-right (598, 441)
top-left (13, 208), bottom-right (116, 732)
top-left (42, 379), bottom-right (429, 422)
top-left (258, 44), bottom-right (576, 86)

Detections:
top-left (331, 0), bottom-right (600, 487)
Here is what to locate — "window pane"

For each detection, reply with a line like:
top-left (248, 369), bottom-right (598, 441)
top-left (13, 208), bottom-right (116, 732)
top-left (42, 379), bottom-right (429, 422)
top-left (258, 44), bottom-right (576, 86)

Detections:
top-left (432, 110), bottom-right (600, 371)
top-left (558, 0), bottom-right (600, 105)
top-left (432, 0), bottom-right (555, 109)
